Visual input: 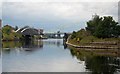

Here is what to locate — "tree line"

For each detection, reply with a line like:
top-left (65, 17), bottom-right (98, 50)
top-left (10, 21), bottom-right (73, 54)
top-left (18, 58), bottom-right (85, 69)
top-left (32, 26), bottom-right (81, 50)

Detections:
top-left (2, 25), bottom-right (23, 41)
top-left (86, 14), bottom-right (120, 38)
top-left (71, 14), bottom-right (120, 39)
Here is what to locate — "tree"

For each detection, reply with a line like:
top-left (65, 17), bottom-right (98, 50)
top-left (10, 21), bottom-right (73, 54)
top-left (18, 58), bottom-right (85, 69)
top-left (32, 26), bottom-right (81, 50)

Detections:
top-left (2, 25), bottom-right (13, 35)
top-left (86, 15), bottom-right (119, 38)
top-left (86, 14), bottom-right (102, 35)
top-left (71, 31), bottom-right (76, 39)
top-left (113, 25), bottom-right (120, 38)
top-left (2, 25), bottom-right (23, 40)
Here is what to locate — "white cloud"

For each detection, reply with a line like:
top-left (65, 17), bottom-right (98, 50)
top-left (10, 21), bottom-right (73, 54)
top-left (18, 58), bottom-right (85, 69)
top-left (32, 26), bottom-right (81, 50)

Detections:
top-left (3, 2), bottom-right (118, 21)
top-left (2, 2), bottom-right (118, 32)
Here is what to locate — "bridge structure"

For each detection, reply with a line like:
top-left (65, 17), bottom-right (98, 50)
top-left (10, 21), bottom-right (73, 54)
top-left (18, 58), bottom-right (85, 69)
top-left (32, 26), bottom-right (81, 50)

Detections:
top-left (15, 26), bottom-right (40, 40)
top-left (15, 26), bottom-right (71, 40)
top-left (44, 32), bottom-right (67, 38)
top-left (15, 26), bottom-right (40, 35)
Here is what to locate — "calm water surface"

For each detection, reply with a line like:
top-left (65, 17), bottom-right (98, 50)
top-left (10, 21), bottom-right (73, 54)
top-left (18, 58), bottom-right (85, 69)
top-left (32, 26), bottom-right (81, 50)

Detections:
top-left (2, 39), bottom-right (120, 73)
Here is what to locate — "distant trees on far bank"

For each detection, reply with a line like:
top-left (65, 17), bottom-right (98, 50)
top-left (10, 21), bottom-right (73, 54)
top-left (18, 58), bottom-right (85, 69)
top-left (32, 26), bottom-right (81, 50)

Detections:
top-left (2, 25), bottom-right (23, 41)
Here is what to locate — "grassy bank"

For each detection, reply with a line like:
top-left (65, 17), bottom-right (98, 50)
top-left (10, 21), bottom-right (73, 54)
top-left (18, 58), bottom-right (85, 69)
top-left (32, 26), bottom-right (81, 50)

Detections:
top-left (68, 15), bottom-right (120, 47)
top-left (68, 35), bottom-right (120, 46)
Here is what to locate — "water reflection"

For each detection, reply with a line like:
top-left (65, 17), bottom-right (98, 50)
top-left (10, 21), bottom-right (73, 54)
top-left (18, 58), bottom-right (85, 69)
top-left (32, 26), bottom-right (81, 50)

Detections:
top-left (2, 39), bottom-right (120, 73)
top-left (2, 41), bottom-right (23, 48)
top-left (85, 56), bottom-right (120, 74)
top-left (23, 40), bottom-right (43, 49)
top-left (2, 40), bottom-right (43, 49)
top-left (2, 40), bottom-right (43, 53)
top-left (3, 39), bottom-right (86, 72)
top-left (63, 43), bottom-right (67, 49)
top-left (43, 39), bottom-right (62, 47)
top-left (68, 47), bottom-right (120, 73)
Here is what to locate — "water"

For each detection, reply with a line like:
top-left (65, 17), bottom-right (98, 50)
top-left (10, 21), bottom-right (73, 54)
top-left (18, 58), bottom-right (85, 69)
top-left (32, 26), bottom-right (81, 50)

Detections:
top-left (2, 39), bottom-right (120, 73)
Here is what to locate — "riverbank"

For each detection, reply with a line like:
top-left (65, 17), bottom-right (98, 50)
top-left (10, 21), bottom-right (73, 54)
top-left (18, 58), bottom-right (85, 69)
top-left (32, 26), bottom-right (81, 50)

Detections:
top-left (66, 42), bottom-right (120, 49)
top-left (66, 40), bottom-right (120, 57)
top-left (67, 35), bottom-right (120, 49)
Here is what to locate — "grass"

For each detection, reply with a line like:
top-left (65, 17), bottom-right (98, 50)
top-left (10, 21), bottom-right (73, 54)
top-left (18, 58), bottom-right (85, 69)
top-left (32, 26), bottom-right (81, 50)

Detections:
top-left (68, 35), bottom-right (120, 46)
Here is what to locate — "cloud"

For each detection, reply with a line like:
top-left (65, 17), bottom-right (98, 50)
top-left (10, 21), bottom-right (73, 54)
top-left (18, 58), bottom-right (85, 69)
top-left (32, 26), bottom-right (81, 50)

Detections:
top-left (2, 2), bottom-right (118, 32)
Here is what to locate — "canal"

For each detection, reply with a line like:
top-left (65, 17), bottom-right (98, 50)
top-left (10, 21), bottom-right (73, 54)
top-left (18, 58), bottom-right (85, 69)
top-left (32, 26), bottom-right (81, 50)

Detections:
top-left (2, 39), bottom-right (120, 73)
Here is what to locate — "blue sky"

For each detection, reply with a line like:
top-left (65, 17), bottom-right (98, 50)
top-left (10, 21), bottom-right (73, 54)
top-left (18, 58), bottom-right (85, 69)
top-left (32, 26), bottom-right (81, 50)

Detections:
top-left (2, 1), bottom-right (118, 32)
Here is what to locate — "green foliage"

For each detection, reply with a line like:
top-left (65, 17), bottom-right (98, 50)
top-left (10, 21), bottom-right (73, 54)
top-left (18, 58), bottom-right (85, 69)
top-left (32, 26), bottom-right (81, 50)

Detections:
top-left (86, 15), bottom-right (102, 35)
top-left (80, 36), bottom-right (98, 43)
top-left (69, 15), bottom-right (120, 45)
top-left (76, 29), bottom-right (90, 39)
top-left (2, 25), bottom-right (23, 41)
top-left (86, 15), bottom-right (119, 38)
top-left (71, 31), bottom-right (76, 39)
top-left (71, 29), bottom-right (90, 40)
top-left (69, 29), bottom-right (93, 45)
top-left (2, 25), bottom-right (12, 35)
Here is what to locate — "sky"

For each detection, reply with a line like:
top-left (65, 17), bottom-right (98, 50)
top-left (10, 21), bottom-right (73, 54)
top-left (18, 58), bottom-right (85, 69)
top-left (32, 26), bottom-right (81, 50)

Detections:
top-left (0, 0), bottom-right (2, 19)
top-left (1, 0), bottom-right (119, 32)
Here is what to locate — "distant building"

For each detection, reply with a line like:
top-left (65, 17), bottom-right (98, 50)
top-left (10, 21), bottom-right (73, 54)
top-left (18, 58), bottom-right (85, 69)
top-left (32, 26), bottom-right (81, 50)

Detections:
top-left (15, 26), bottom-right (42, 35)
